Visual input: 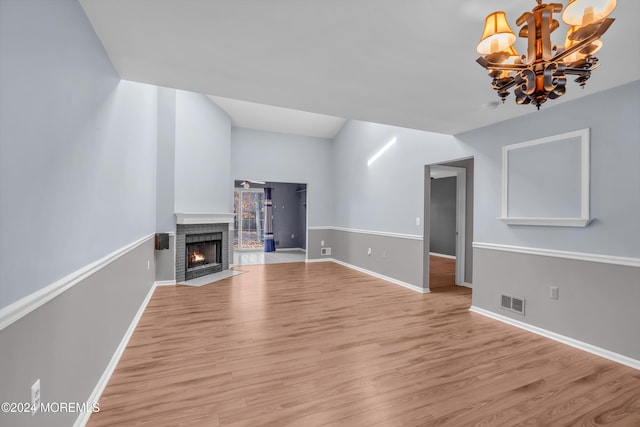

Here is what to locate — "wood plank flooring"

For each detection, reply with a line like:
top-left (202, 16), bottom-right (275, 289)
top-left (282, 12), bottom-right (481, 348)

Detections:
top-left (87, 262), bottom-right (640, 426)
top-left (428, 255), bottom-right (456, 288)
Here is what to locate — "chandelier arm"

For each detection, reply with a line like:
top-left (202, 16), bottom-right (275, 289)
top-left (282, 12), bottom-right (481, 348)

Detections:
top-left (551, 18), bottom-right (615, 63)
top-left (494, 79), bottom-right (518, 91)
top-left (486, 64), bottom-right (529, 71)
top-left (565, 67), bottom-right (595, 75)
top-left (476, 57), bottom-right (528, 72)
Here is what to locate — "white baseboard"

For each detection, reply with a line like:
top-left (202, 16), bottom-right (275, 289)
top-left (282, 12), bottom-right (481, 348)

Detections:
top-left (460, 282), bottom-right (473, 288)
top-left (74, 282), bottom-right (159, 427)
top-left (429, 252), bottom-right (456, 260)
top-left (469, 305), bottom-right (640, 371)
top-left (328, 259), bottom-right (428, 294)
top-left (305, 257), bottom-right (334, 263)
top-left (154, 280), bottom-right (177, 286)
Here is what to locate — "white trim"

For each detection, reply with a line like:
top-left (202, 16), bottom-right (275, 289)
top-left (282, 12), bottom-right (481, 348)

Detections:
top-left (469, 306), bottom-right (640, 371)
top-left (277, 247), bottom-right (307, 252)
top-left (307, 225), bottom-right (333, 230)
top-left (498, 217), bottom-right (592, 227)
top-left (74, 282), bottom-right (159, 427)
top-left (330, 259), bottom-right (429, 294)
top-left (0, 234), bottom-right (155, 331)
top-left (154, 280), bottom-right (177, 286)
top-left (461, 282), bottom-right (473, 289)
top-left (309, 226), bottom-right (422, 241)
top-left (473, 242), bottom-right (640, 267)
top-left (175, 212), bottom-right (235, 225)
top-left (501, 128), bottom-right (591, 227)
top-left (429, 252), bottom-right (456, 260)
top-left (305, 257), bottom-right (334, 263)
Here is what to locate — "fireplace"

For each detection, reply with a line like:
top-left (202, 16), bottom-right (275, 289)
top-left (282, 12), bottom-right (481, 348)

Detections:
top-left (175, 214), bottom-right (233, 283)
top-left (185, 233), bottom-right (222, 280)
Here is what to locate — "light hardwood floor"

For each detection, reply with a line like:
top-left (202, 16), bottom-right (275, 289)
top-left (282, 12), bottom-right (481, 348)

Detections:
top-left (428, 255), bottom-right (456, 289)
top-left (88, 262), bottom-right (640, 426)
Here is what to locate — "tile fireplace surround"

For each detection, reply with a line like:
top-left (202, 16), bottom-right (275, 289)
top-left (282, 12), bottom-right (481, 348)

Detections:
top-left (175, 213), bottom-right (234, 282)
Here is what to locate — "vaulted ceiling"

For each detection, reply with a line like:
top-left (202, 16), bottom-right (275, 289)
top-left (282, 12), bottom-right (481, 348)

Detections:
top-left (80, 0), bottom-right (640, 136)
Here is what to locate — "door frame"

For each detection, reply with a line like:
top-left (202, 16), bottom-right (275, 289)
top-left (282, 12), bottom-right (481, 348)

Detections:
top-left (429, 165), bottom-right (466, 286)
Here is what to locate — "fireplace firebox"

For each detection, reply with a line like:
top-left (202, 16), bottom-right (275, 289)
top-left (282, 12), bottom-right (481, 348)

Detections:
top-left (185, 232), bottom-right (222, 280)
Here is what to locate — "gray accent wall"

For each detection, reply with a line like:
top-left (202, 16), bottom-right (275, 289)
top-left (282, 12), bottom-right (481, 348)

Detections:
top-left (473, 247), bottom-right (640, 360)
top-left (270, 183), bottom-right (306, 249)
top-left (429, 176), bottom-right (456, 256)
top-left (0, 238), bottom-right (155, 427)
top-left (1, 1), bottom-right (159, 425)
top-left (155, 234), bottom-right (175, 282)
top-left (307, 228), bottom-right (333, 259)
top-left (331, 230), bottom-right (424, 289)
top-left (459, 81), bottom-right (640, 361)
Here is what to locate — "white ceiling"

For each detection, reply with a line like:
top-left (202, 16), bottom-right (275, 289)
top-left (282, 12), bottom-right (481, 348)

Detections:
top-left (208, 95), bottom-right (346, 138)
top-left (79, 0), bottom-right (640, 136)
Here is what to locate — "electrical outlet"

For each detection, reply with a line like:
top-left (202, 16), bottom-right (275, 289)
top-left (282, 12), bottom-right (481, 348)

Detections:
top-left (367, 248), bottom-right (372, 256)
top-left (416, 217), bottom-right (420, 226)
top-left (550, 286), bottom-right (560, 300)
top-left (147, 260), bottom-right (150, 271)
top-left (291, 234), bottom-right (295, 239)
top-left (321, 247), bottom-right (331, 256)
top-left (31, 379), bottom-right (40, 415)
top-left (321, 240), bottom-right (325, 246)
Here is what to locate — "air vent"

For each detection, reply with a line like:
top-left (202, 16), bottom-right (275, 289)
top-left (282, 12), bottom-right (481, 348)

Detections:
top-left (501, 295), bottom-right (511, 309)
top-left (500, 294), bottom-right (525, 315)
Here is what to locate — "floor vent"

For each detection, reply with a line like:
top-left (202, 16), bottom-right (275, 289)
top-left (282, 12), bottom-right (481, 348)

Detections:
top-left (500, 294), bottom-right (525, 315)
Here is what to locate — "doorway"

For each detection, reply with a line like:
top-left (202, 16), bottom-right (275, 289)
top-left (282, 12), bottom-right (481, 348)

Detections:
top-left (233, 188), bottom-right (265, 250)
top-left (233, 180), bottom-right (308, 265)
top-left (424, 159), bottom-right (474, 291)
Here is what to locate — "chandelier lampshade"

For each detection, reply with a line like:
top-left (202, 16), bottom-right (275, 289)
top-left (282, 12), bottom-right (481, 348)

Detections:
top-left (476, 0), bottom-right (615, 109)
top-left (562, 0), bottom-right (616, 26)
top-left (477, 12), bottom-right (517, 55)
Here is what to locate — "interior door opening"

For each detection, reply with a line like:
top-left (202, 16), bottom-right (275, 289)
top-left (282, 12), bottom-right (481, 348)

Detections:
top-left (424, 159), bottom-right (474, 291)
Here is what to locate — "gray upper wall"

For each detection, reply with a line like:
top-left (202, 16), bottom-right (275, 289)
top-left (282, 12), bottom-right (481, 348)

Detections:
top-left (457, 80), bottom-right (640, 258)
top-left (231, 127), bottom-right (333, 227)
top-left (0, 0), bottom-right (158, 308)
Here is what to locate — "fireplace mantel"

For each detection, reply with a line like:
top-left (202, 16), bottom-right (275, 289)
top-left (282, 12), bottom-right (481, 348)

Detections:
top-left (175, 212), bottom-right (235, 225)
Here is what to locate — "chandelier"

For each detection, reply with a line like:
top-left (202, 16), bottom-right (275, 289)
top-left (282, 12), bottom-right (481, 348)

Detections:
top-left (476, 0), bottom-right (616, 109)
